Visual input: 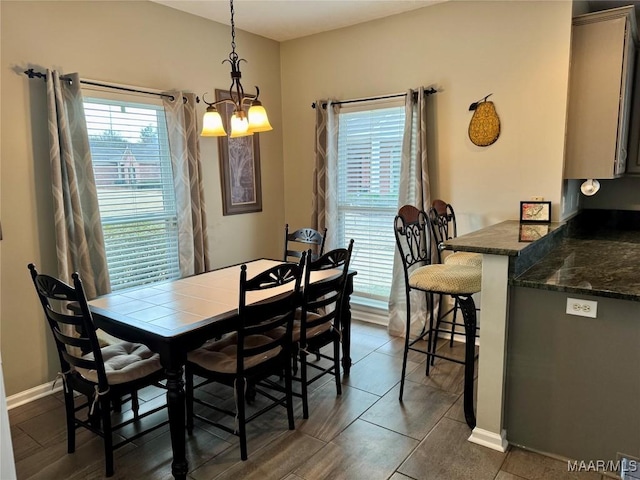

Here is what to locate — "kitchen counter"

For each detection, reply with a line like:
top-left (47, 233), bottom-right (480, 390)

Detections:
top-left (439, 210), bottom-right (639, 453)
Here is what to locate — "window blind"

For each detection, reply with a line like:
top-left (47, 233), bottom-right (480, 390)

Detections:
top-left (84, 96), bottom-right (180, 291)
top-left (337, 103), bottom-right (405, 301)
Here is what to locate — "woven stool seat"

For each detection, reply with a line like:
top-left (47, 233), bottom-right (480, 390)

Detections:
top-left (444, 251), bottom-right (483, 268)
top-left (409, 264), bottom-right (481, 295)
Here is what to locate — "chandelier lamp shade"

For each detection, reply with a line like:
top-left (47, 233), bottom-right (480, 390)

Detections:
top-left (200, 0), bottom-right (273, 138)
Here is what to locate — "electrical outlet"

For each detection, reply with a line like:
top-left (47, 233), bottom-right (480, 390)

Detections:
top-left (566, 297), bottom-right (597, 318)
top-left (531, 196), bottom-right (544, 201)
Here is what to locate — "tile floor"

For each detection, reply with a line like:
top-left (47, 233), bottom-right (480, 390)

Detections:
top-left (8, 321), bottom-right (615, 479)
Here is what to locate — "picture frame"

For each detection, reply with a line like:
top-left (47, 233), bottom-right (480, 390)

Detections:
top-left (519, 201), bottom-right (551, 223)
top-left (519, 223), bottom-right (550, 242)
top-left (215, 89), bottom-right (263, 215)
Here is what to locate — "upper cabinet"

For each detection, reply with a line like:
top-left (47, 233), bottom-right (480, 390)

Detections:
top-left (564, 6), bottom-right (637, 180)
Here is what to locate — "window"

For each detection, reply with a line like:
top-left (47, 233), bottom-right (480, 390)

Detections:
top-left (83, 95), bottom-right (180, 291)
top-left (336, 101), bottom-right (405, 303)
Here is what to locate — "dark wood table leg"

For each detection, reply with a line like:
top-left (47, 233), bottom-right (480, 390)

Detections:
top-left (458, 295), bottom-right (477, 429)
top-left (341, 276), bottom-right (354, 376)
top-left (165, 366), bottom-right (188, 479)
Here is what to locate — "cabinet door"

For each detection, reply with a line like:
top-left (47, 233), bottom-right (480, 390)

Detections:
top-left (564, 17), bottom-right (627, 179)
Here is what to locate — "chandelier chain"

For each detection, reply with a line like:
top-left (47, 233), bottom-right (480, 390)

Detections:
top-left (229, 0), bottom-right (238, 63)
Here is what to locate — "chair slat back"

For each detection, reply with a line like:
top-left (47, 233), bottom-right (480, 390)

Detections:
top-left (237, 259), bottom-right (304, 371)
top-left (28, 264), bottom-right (108, 388)
top-left (394, 205), bottom-right (433, 271)
top-left (284, 224), bottom-right (327, 261)
top-left (301, 240), bottom-right (354, 340)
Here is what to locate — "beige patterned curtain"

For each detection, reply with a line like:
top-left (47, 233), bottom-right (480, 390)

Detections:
top-left (46, 70), bottom-right (110, 299)
top-left (163, 92), bottom-right (210, 276)
top-left (388, 87), bottom-right (433, 337)
top-left (311, 100), bottom-right (340, 250)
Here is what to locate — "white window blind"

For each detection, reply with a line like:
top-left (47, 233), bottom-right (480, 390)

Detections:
top-left (337, 101), bottom-right (405, 302)
top-left (83, 95), bottom-right (180, 291)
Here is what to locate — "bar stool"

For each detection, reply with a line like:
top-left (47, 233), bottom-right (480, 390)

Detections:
top-left (393, 205), bottom-right (480, 428)
top-left (429, 200), bottom-right (482, 348)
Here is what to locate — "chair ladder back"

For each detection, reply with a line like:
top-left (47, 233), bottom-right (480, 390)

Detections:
top-left (28, 264), bottom-right (109, 388)
top-left (394, 205), bottom-right (433, 271)
top-left (237, 259), bottom-right (304, 375)
top-left (301, 240), bottom-right (354, 337)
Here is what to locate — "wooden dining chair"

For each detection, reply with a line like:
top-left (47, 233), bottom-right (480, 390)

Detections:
top-left (284, 224), bottom-right (327, 261)
top-left (294, 240), bottom-right (354, 419)
top-left (27, 264), bottom-right (168, 478)
top-left (185, 259), bottom-right (304, 461)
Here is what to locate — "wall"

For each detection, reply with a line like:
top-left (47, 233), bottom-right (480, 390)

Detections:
top-left (280, 0), bottom-right (573, 234)
top-left (0, 1), bottom-right (284, 395)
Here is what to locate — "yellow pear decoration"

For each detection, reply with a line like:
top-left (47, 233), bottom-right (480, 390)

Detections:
top-left (468, 94), bottom-right (500, 147)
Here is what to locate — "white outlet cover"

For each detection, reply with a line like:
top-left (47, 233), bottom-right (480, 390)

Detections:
top-left (566, 297), bottom-right (597, 318)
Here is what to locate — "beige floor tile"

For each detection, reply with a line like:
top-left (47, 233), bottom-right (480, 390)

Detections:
top-left (350, 321), bottom-right (389, 339)
top-left (405, 354), bottom-right (466, 395)
top-left (388, 474), bottom-right (415, 480)
top-left (360, 381), bottom-right (457, 440)
top-left (495, 471), bottom-right (528, 480)
top-left (501, 448), bottom-right (602, 480)
top-left (398, 417), bottom-right (506, 480)
top-left (444, 380), bottom-right (477, 424)
top-left (9, 394), bottom-right (63, 426)
top-left (294, 419), bottom-right (419, 480)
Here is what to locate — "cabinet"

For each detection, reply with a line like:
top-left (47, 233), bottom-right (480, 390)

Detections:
top-left (564, 6), bottom-right (637, 179)
top-left (626, 48), bottom-right (640, 174)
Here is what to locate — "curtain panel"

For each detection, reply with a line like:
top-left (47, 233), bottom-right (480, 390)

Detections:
top-left (311, 100), bottom-right (340, 251)
top-left (388, 87), bottom-right (434, 337)
top-left (46, 70), bottom-right (110, 299)
top-left (163, 92), bottom-right (210, 276)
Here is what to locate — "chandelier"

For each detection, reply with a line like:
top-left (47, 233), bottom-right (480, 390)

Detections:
top-left (200, 0), bottom-right (272, 138)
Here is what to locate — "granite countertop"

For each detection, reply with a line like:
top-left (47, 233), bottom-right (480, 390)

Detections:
top-left (443, 220), bottom-right (565, 256)
top-left (444, 214), bottom-right (640, 302)
top-left (512, 231), bottom-right (640, 302)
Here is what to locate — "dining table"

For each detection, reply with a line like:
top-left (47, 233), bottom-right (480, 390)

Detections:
top-left (85, 258), bottom-right (355, 479)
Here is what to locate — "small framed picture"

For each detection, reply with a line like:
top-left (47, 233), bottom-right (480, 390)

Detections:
top-left (519, 223), bottom-right (550, 242)
top-left (520, 201), bottom-right (551, 223)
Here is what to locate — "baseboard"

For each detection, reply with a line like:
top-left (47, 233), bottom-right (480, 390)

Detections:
top-left (351, 303), bottom-right (388, 326)
top-left (468, 427), bottom-right (509, 452)
top-left (6, 381), bottom-right (61, 410)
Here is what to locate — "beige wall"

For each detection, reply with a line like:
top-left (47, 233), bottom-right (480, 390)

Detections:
top-left (281, 0), bottom-right (573, 233)
top-left (0, 1), bottom-right (284, 395)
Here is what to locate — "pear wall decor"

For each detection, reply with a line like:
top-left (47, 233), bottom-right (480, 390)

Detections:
top-left (468, 94), bottom-right (500, 146)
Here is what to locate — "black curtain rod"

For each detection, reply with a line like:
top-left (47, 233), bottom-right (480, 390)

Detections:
top-left (311, 87), bottom-right (437, 109)
top-left (23, 69), bottom-right (197, 104)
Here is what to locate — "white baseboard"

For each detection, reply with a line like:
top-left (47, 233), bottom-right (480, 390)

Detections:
top-left (468, 427), bottom-right (509, 452)
top-left (351, 303), bottom-right (388, 326)
top-left (7, 381), bottom-right (61, 410)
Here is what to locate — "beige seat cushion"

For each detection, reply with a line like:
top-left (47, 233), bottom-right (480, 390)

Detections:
top-left (444, 251), bottom-right (483, 268)
top-left (77, 342), bottom-right (162, 385)
top-left (409, 264), bottom-right (481, 294)
top-left (187, 333), bottom-right (281, 374)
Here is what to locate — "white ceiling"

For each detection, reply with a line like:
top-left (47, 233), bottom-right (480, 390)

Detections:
top-left (151, 0), bottom-right (444, 42)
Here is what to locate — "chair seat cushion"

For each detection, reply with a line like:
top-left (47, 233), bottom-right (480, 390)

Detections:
top-left (444, 251), bottom-right (483, 268)
top-left (187, 333), bottom-right (281, 374)
top-left (77, 342), bottom-right (162, 385)
top-left (264, 311), bottom-right (331, 343)
top-left (409, 264), bottom-right (481, 294)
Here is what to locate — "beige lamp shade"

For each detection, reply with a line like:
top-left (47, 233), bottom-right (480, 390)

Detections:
top-left (248, 103), bottom-right (273, 133)
top-left (201, 107), bottom-right (227, 137)
top-left (230, 110), bottom-right (252, 138)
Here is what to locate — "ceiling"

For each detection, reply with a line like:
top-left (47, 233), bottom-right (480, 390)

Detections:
top-left (151, 0), bottom-right (445, 42)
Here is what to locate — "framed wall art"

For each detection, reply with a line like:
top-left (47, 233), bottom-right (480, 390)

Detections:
top-left (519, 201), bottom-right (551, 223)
top-left (215, 89), bottom-right (263, 215)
